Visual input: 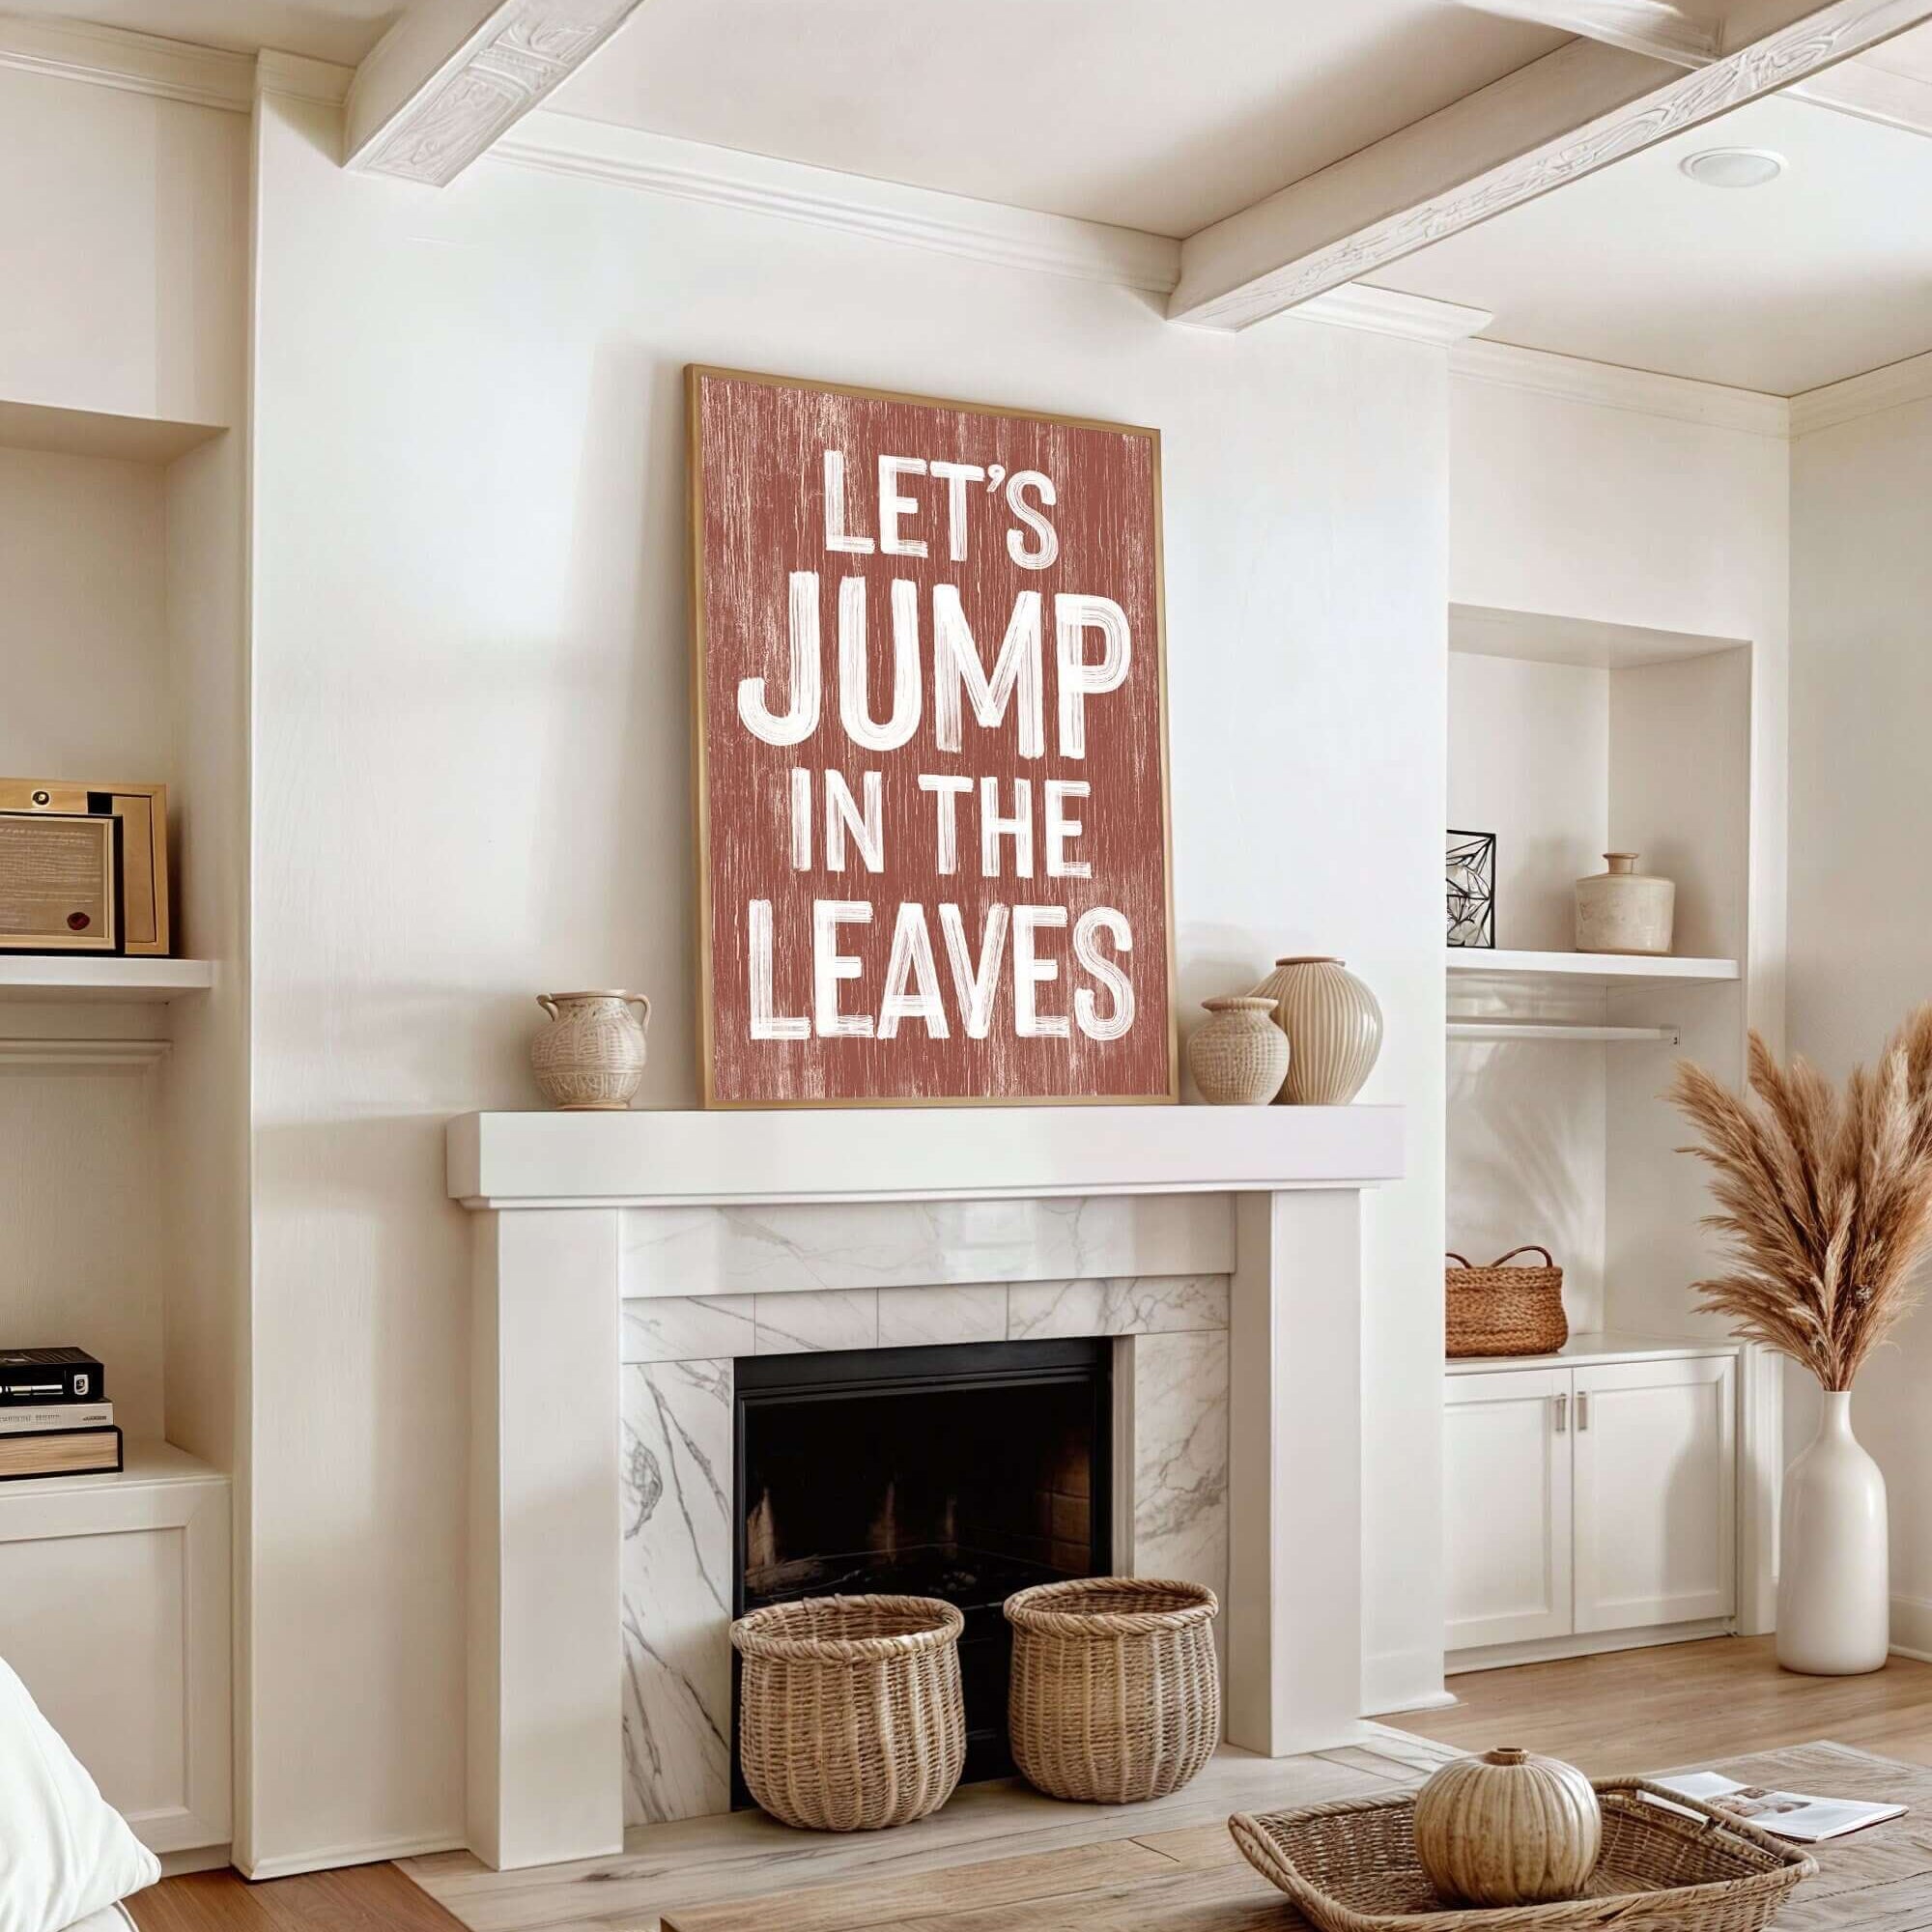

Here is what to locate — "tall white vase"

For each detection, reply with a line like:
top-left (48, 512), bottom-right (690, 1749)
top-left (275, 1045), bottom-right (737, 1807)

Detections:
top-left (1777, 1391), bottom-right (1889, 1675)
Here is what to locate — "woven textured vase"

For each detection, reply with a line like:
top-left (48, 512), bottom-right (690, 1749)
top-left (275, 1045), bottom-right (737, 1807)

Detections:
top-left (1005, 1577), bottom-right (1220, 1804)
top-left (1251, 956), bottom-right (1382, 1105)
top-left (731, 1594), bottom-right (965, 1831)
top-left (1187, 995), bottom-right (1290, 1104)
top-left (529, 990), bottom-right (650, 1110)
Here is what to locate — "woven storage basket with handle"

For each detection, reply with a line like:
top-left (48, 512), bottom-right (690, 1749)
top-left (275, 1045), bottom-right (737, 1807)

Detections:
top-left (1229, 1776), bottom-right (1816, 1932)
top-left (1446, 1246), bottom-right (1567, 1359)
top-left (1005, 1577), bottom-right (1220, 1804)
top-left (730, 1593), bottom-right (965, 1831)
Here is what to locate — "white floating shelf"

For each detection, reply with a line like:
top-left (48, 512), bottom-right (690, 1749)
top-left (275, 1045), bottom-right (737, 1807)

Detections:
top-left (0, 957), bottom-right (215, 1003)
top-left (1446, 948), bottom-right (1738, 992)
top-left (1446, 1330), bottom-right (1742, 1374)
top-left (1448, 1020), bottom-right (1679, 1046)
top-left (0, 1038), bottom-right (170, 1068)
top-left (0, 395), bottom-right (225, 465)
top-left (0, 1440), bottom-right (225, 1504)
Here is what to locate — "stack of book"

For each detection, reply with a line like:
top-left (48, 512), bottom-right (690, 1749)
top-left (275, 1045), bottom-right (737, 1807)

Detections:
top-left (0, 1349), bottom-right (119, 1480)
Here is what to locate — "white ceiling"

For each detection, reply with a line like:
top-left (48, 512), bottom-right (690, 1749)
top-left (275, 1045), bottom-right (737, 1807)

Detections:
top-left (546, 0), bottom-right (1564, 237)
top-left (17, 0), bottom-right (396, 63)
top-left (1380, 87), bottom-right (1932, 396)
top-left (21, 1), bottom-right (1932, 392)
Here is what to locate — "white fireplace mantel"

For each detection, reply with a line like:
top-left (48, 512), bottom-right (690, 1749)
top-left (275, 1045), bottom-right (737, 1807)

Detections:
top-left (447, 1102), bottom-right (1405, 1208)
top-left (446, 1104), bottom-right (1405, 1872)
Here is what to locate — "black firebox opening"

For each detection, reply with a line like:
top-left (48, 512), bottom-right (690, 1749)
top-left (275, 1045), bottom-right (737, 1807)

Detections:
top-left (732, 1336), bottom-right (1113, 1803)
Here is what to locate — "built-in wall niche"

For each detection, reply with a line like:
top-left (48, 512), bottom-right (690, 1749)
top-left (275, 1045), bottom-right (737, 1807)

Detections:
top-left (1442, 600), bottom-right (1771, 1672)
top-left (0, 394), bottom-right (242, 1857)
top-left (1447, 603), bottom-right (1750, 966)
top-left (1445, 602), bottom-right (1753, 1344)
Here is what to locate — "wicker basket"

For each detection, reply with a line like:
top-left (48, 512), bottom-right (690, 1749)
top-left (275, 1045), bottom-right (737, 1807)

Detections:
top-left (1229, 1777), bottom-right (1817, 1932)
top-left (1446, 1247), bottom-right (1568, 1359)
top-left (1004, 1577), bottom-right (1220, 1804)
top-left (730, 1594), bottom-right (965, 1832)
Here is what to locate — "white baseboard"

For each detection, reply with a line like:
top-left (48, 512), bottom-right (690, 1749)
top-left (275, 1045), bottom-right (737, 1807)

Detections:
top-left (1368, 1688), bottom-right (1461, 1715)
top-left (238, 1829), bottom-right (464, 1882)
top-left (1361, 1646), bottom-right (1450, 1717)
top-left (1448, 1619), bottom-right (1734, 1674)
top-left (1888, 1592), bottom-right (1932, 1662)
top-left (156, 1844), bottom-right (232, 1877)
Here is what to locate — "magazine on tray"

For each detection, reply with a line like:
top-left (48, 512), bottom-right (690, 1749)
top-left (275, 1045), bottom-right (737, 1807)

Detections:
top-left (1649, 1771), bottom-right (1906, 1842)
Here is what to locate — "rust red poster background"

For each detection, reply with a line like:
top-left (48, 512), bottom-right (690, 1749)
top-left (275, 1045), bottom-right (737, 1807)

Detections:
top-left (689, 366), bottom-right (1174, 1108)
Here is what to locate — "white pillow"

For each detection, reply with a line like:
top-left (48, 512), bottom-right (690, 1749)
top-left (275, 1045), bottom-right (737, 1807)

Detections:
top-left (0, 1654), bottom-right (157, 1932)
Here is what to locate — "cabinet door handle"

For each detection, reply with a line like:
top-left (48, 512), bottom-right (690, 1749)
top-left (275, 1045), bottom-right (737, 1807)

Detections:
top-left (1553, 1393), bottom-right (1568, 1434)
top-left (1577, 1391), bottom-right (1590, 1432)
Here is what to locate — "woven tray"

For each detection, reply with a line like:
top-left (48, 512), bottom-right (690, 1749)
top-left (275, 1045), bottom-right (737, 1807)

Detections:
top-left (1229, 1778), bottom-right (1816, 1932)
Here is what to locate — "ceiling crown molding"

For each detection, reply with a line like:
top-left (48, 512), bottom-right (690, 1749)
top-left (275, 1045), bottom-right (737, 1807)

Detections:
top-left (492, 114), bottom-right (1492, 345)
top-left (1452, 338), bottom-right (1792, 436)
top-left (0, 14), bottom-right (252, 112)
top-left (1290, 285), bottom-right (1494, 345)
top-left (256, 49), bottom-right (353, 104)
top-left (492, 113), bottom-right (1186, 291)
top-left (1788, 349), bottom-right (1932, 434)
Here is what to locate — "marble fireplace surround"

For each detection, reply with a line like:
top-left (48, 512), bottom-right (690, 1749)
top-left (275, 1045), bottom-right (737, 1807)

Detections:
top-left (447, 1104), bottom-right (1404, 1873)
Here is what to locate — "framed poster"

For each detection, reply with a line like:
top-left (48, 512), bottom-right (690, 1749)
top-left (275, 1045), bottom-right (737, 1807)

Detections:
top-left (688, 365), bottom-right (1175, 1109)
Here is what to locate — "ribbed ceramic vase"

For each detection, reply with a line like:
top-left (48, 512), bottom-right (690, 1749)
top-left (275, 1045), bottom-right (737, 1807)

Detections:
top-left (529, 991), bottom-right (651, 1110)
top-left (1777, 1391), bottom-right (1889, 1675)
top-left (1250, 956), bottom-right (1382, 1105)
top-left (1187, 996), bottom-right (1290, 1105)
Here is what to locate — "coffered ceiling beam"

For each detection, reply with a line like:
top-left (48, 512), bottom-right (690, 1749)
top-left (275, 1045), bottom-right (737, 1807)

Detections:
top-left (1458, 0), bottom-right (1932, 132)
top-left (1170, 0), bottom-right (1932, 330)
top-left (1458, 0), bottom-right (1719, 67)
top-left (345, 0), bottom-right (646, 185)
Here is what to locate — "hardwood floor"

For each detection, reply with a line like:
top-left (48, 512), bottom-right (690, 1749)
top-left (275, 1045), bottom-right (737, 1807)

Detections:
top-left (1383, 1634), bottom-right (1932, 1776)
top-left (125, 1636), bottom-right (1932, 1929)
top-left (128, 1860), bottom-right (468, 1931)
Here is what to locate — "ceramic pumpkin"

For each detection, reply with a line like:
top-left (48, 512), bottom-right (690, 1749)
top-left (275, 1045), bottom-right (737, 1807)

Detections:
top-left (1413, 1746), bottom-right (1603, 1906)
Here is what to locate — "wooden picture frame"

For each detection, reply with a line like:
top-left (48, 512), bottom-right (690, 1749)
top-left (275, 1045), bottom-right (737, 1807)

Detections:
top-left (688, 365), bottom-right (1177, 1110)
top-left (0, 780), bottom-right (169, 956)
top-left (0, 810), bottom-right (120, 953)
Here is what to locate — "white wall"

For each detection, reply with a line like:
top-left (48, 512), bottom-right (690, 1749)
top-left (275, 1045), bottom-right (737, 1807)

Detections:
top-left (0, 65), bottom-right (244, 427)
top-left (1790, 396), bottom-right (1932, 1656)
top-left (1451, 371), bottom-right (1789, 1046)
top-left (0, 64), bottom-right (251, 1856)
top-left (1447, 651), bottom-right (1610, 1333)
top-left (1450, 366), bottom-right (1789, 1631)
top-left (247, 86), bottom-right (1451, 1864)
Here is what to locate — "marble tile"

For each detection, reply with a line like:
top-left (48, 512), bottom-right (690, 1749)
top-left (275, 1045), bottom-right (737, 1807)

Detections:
top-left (1008, 1274), bottom-right (1230, 1341)
top-left (621, 1360), bottom-right (734, 1826)
top-left (1130, 1330), bottom-right (1230, 1605)
top-left (877, 1284), bottom-right (1008, 1349)
top-left (753, 1288), bottom-right (878, 1354)
top-left (621, 1194), bottom-right (1234, 1298)
top-left (621, 1295), bottom-right (755, 1364)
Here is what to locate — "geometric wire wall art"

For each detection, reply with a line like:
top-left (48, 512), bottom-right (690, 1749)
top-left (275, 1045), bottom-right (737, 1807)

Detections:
top-left (1446, 830), bottom-right (1496, 949)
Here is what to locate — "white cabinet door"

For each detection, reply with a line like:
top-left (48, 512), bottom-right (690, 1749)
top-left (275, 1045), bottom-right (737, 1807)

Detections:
top-left (1445, 1368), bottom-right (1573, 1650)
top-left (0, 1464), bottom-right (231, 1853)
top-left (1573, 1355), bottom-right (1736, 1634)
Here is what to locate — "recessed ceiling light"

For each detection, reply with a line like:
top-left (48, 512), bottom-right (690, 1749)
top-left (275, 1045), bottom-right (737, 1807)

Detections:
top-left (1680, 147), bottom-right (1787, 188)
